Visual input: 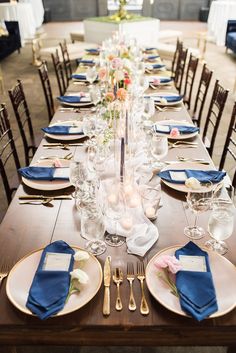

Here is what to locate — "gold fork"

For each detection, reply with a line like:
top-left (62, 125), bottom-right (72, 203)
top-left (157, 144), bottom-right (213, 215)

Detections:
top-left (137, 262), bottom-right (149, 316)
top-left (127, 263), bottom-right (136, 311)
top-left (0, 263), bottom-right (12, 287)
top-left (113, 268), bottom-right (123, 311)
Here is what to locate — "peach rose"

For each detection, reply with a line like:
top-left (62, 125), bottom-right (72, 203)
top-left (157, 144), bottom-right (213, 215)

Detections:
top-left (98, 67), bottom-right (107, 81)
top-left (105, 91), bottom-right (115, 102)
top-left (170, 127), bottom-right (180, 138)
top-left (117, 88), bottom-right (127, 101)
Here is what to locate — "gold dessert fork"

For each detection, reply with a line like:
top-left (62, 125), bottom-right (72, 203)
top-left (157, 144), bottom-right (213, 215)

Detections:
top-left (137, 262), bottom-right (149, 316)
top-left (127, 263), bottom-right (136, 311)
top-left (113, 268), bottom-right (123, 311)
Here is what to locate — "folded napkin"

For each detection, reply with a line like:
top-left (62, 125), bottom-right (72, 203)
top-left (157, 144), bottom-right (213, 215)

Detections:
top-left (147, 55), bottom-right (160, 60)
top-left (77, 59), bottom-right (94, 65)
top-left (57, 95), bottom-right (91, 104)
top-left (153, 124), bottom-right (199, 135)
top-left (150, 77), bottom-right (172, 85)
top-left (26, 240), bottom-right (75, 320)
top-left (151, 64), bottom-right (165, 70)
top-left (175, 241), bottom-right (218, 321)
top-left (85, 48), bottom-right (100, 54)
top-left (71, 74), bottom-right (87, 81)
top-left (158, 169), bottom-right (226, 184)
top-left (150, 94), bottom-right (183, 103)
top-left (145, 47), bottom-right (157, 51)
top-left (42, 125), bottom-right (84, 135)
top-left (18, 166), bottom-right (69, 181)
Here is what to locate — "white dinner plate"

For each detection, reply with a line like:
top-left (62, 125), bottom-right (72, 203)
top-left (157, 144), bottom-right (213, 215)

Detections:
top-left (6, 246), bottom-right (102, 317)
top-left (154, 120), bottom-right (199, 140)
top-left (146, 245), bottom-right (236, 319)
top-left (59, 93), bottom-right (92, 107)
top-left (159, 162), bottom-right (222, 193)
top-left (44, 120), bottom-right (85, 141)
top-left (21, 159), bottom-right (71, 191)
top-left (148, 92), bottom-right (183, 106)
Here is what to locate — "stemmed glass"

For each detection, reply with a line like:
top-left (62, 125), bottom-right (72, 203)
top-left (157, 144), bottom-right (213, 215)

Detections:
top-left (89, 86), bottom-right (101, 106)
top-left (69, 160), bottom-right (88, 204)
top-left (86, 67), bottom-right (97, 84)
top-left (184, 189), bottom-right (213, 240)
top-left (205, 198), bottom-right (235, 255)
top-left (143, 97), bottom-right (155, 125)
top-left (150, 134), bottom-right (168, 170)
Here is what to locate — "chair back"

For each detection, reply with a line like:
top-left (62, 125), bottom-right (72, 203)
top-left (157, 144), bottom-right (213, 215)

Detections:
top-left (0, 104), bottom-right (21, 204)
top-left (182, 53), bottom-right (199, 109)
top-left (59, 40), bottom-right (72, 87)
top-left (171, 39), bottom-right (183, 78)
top-left (51, 49), bottom-right (66, 96)
top-left (174, 46), bottom-right (188, 92)
top-left (38, 61), bottom-right (55, 122)
top-left (8, 80), bottom-right (36, 166)
top-left (219, 102), bottom-right (236, 188)
top-left (202, 80), bottom-right (229, 157)
top-left (192, 63), bottom-right (213, 127)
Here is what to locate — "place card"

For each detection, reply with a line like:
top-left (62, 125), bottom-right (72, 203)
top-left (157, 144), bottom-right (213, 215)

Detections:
top-left (42, 252), bottom-right (72, 271)
top-left (154, 124), bottom-right (170, 133)
top-left (68, 127), bottom-right (83, 134)
top-left (169, 171), bottom-right (187, 182)
top-left (179, 255), bottom-right (207, 272)
top-left (53, 168), bottom-right (70, 179)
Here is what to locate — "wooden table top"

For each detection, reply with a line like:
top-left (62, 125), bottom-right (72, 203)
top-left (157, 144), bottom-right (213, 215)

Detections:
top-left (0, 78), bottom-right (236, 348)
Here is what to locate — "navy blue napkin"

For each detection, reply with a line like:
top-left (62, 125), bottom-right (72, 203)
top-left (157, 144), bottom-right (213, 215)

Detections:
top-left (77, 59), bottom-right (94, 65)
top-left (152, 95), bottom-right (183, 103)
top-left (42, 125), bottom-right (83, 135)
top-left (18, 167), bottom-right (69, 181)
top-left (152, 64), bottom-right (165, 69)
top-left (26, 240), bottom-right (75, 320)
top-left (85, 48), bottom-right (100, 54)
top-left (175, 241), bottom-right (218, 321)
top-left (71, 74), bottom-right (86, 81)
top-left (150, 77), bottom-right (172, 85)
top-left (153, 124), bottom-right (199, 135)
top-left (145, 47), bottom-right (157, 51)
top-left (158, 169), bottom-right (226, 184)
top-left (147, 55), bottom-right (160, 60)
top-left (57, 96), bottom-right (90, 104)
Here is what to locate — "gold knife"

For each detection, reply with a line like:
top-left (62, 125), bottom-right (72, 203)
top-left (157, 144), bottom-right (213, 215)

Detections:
top-left (103, 256), bottom-right (111, 316)
top-left (18, 195), bottom-right (72, 200)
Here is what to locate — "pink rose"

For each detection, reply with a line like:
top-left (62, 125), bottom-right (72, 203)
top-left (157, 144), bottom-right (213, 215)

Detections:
top-left (117, 88), bottom-right (127, 101)
top-left (154, 255), bottom-right (182, 274)
top-left (79, 91), bottom-right (86, 97)
top-left (98, 67), bottom-right (107, 82)
top-left (111, 57), bottom-right (123, 70)
top-left (53, 159), bottom-right (63, 168)
top-left (153, 78), bottom-right (161, 86)
top-left (170, 127), bottom-right (180, 138)
top-left (105, 91), bottom-right (115, 102)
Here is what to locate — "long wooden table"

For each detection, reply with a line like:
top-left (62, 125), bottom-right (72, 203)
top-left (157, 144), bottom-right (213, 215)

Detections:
top-left (0, 75), bottom-right (236, 351)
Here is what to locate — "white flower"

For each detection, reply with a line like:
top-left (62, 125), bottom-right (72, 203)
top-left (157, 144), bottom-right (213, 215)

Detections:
top-left (114, 69), bottom-right (125, 81)
top-left (73, 250), bottom-right (90, 262)
top-left (70, 269), bottom-right (89, 284)
top-left (185, 177), bottom-right (201, 190)
top-left (160, 98), bottom-right (167, 105)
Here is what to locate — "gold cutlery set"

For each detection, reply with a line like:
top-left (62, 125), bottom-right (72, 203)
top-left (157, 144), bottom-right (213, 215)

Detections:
top-left (103, 257), bottom-right (149, 316)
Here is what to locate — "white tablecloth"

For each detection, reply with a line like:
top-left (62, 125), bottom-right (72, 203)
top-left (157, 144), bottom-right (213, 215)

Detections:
top-left (208, 1), bottom-right (236, 46)
top-left (0, 2), bottom-right (36, 45)
top-left (19, 0), bottom-right (44, 28)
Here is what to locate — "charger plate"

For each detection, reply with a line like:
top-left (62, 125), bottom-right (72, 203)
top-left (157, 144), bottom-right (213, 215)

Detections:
top-left (21, 159), bottom-right (71, 191)
top-left (146, 245), bottom-right (236, 318)
top-left (44, 120), bottom-right (85, 141)
top-left (6, 246), bottom-right (102, 317)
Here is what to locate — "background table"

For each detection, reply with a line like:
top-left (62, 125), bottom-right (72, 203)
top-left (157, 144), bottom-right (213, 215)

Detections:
top-left (19, 0), bottom-right (44, 28)
top-left (208, 0), bottom-right (236, 46)
top-left (0, 2), bottom-right (36, 45)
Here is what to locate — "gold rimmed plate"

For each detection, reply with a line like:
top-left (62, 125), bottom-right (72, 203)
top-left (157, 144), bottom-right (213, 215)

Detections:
top-left (6, 246), bottom-right (102, 317)
top-left (146, 245), bottom-right (236, 318)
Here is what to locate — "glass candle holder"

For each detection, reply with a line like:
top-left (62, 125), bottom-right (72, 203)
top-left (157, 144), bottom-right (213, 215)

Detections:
top-left (140, 185), bottom-right (161, 221)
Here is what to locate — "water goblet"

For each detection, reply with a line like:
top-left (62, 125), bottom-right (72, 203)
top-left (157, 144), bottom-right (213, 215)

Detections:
top-left (205, 199), bottom-right (235, 255)
top-left (184, 189), bottom-right (213, 240)
top-left (89, 85), bottom-right (101, 106)
top-left (86, 67), bottom-right (97, 85)
top-left (81, 205), bottom-right (106, 256)
top-left (83, 116), bottom-right (97, 139)
top-left (150, 134), bottom-right (168, 170)
top-left (69, 160), bottom-right (88, 203)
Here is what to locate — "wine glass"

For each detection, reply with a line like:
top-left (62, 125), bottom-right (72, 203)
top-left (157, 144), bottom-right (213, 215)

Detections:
top-left (81, 203), bottom-right (106, 256)
top-left (83, 116), bottom-right (97, 139)
top-left (89, 86), bottom-right (101, 106)
top-left (69, 160), bottom-right (88, 203)
top-left (184, 189), bottom-right (213, 240)
top-left (86, 67), bottom-right (97, 84)
top-left (150, 134), bottom-right (168, 170)
top-left (205, 199), bottom-right (235, 255)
